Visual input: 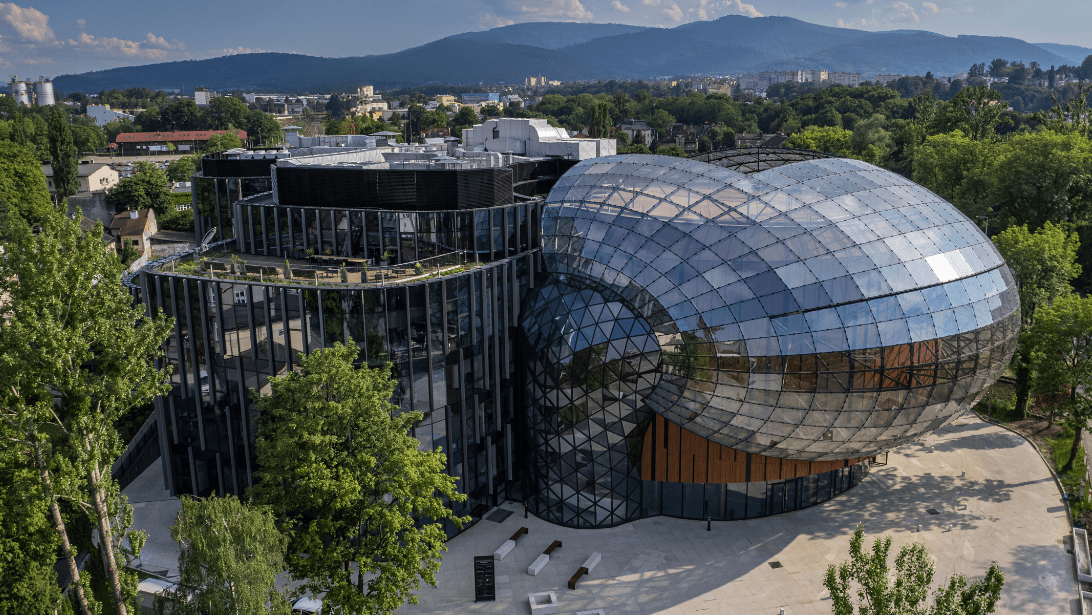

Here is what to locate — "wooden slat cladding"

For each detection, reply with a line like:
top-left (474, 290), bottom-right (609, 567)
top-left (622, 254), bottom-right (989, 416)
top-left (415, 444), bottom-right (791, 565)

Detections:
top-left (640, 414), bottom-right (866, 483)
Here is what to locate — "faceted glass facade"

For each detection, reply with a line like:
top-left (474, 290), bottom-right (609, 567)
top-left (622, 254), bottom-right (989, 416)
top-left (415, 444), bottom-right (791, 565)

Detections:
top-left (521, 279), bottom-right (662, 527)
top-left (521, 153), bottom-right (1019, 527)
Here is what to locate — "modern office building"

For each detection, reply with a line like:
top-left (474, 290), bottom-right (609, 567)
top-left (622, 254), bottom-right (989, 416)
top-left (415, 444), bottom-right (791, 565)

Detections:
top-left (123, 142), bottom-right (1018, 535)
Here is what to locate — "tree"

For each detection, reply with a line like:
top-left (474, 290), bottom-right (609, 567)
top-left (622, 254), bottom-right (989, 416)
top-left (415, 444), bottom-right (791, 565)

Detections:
top-left (1030, 294), bottom-right (1092, 471)
top-left (47, 107), bottom-right (79, 202)
top-left (988, 58), bottom-right (1009, 78)
top-left (156, 494), bottom-right (291, 615)
top-left (166, 155), bottom-right (199, 183)
top-left (0, 443), bottom-right (63, 614)
top-left (160, 100), bottom-right (202, 131)
top-left (107, 161), bottom-right (173, 216)
top-left (912, 131), bottom-right (996, 220)
top-left (0, 141), bottom-right (54, 224)
top-left (987, 131), bottom-right (1092, 230)
top-left (645, 108), bottom-right (675, 135)
top-left (249, 343), bottom-right (468, 615)
top-left (246, 109), bottom-right (283, 146)
top-left (104, 118), bottom-right (139, 143)
top-left (204, 132), bottom-right (242, 154)
top-left (118, 237), bottom-right (141, 266)
top-left (993, 223), bottom-right (1082, 418)
top-left (205, 97), bottom-right (251, 131)
top-left (786, 125), bottom-right (853, 157)
top-left (72, 124), bottom-right (107, 154)
top-left (0, 209), bottom-right (173, 615)
top-left (654, 144), bottom-right (686, 157)
top-left (826, 525), bottom-right (1004, 615)
top-left (932, 86), bottom-right (1008, 141)
top-left (451, 106), bottom-right (480, 131)
top-left (587, 102), bottom-right (612, 138)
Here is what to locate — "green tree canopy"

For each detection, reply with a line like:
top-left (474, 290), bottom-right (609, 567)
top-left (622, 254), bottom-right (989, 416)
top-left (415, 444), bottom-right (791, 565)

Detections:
top-left (932, 85), bottom-right (1008, 141)
top-left (993, 222), bottom-right (1082, 417)
top-left (166, 155), bottom-right (199, 183)
top-left (204, 132), bottom-right (242, 154)
top-left (160, 99), bottom-right (202, 131)
top-left (249, 343), bottom-right (468, 615)
top-left (645, 108), bottom-right (676, 134)
top-left (0, 209), bottom-right (173, 615)
top-left (1030, 293), bottom-right (1092, 471)
top-left (47, 107), bottom-right (78, 201)
top-left (0, 141), bottom-right (53, 225)
top-left (106, 161), bottom-right (173, 216)
top-left (826, 524), bottom-right (1004, 615)
top-left (204, 97), bottom-right (251, 131)
top-left (157, 494), bottom-right (291, 615)
top-left (785, 125), bottom-right (853, 157)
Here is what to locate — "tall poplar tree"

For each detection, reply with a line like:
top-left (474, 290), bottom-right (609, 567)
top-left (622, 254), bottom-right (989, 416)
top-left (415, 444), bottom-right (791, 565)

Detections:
top-left (0, 209), bottom-right (173, 615)
top-left (47, 107), bottom-right (78, 203)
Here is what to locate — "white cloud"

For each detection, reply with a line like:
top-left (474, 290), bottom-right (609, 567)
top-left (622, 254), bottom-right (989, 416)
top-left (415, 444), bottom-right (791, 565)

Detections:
top-left (210, 46), bottom-right (269, 56)
top-left (888, 1), bottom-right (920, 22)
top-left (612, 0), bottom-right (630, 12)
top-left (519, 0), bottom-right (593, 20)
top-left (643, 0), bottom-right (660, 5)
top-left (921, 1), bottom-right (938, 14)
top-left (76, 31), bottom-right (174, 58)
top-left (0, 3), bottom-right (53, 43)
top-left (726, 0), bottom-right (762, 17)
top-left (835, 1), bottom-right (847, 7)
top-left (479, 12), bottom-right (516, 27)
top-left (837, 17), bottom-right (869, 27)
top-left (146, 32), bottom-right (185, 51)
top-left (663, 2), bottom-right (684, 21)
top-left (76, 18), bottom-right (85, 29)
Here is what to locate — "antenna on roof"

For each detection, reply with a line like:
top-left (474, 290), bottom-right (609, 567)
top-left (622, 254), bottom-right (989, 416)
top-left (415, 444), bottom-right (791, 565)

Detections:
top-left (199, 227), bottom-right (217, 253)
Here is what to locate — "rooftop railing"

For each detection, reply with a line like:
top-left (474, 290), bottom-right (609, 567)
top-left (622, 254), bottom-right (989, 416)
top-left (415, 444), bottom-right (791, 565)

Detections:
top-left (159, 250), bottom-right (482, 287)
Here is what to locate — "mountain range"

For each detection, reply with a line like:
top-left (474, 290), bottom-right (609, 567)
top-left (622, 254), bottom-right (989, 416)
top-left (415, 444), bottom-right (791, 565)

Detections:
top-left (52, 16), bottom-right (1092, 94)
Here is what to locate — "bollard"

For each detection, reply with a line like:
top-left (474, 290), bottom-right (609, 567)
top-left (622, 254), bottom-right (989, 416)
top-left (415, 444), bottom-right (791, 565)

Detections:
top-left (961, 470), bottom-right (965, 477)
top-left (780, 609), bottom-right (785, 615)
top-left (918, 524), bottom-right (922, 533)
top-left (707, 516), bottom-right (711, 532)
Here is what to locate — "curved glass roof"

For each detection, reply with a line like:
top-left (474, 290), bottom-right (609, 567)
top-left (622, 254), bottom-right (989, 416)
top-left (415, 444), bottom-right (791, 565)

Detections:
top-left (539, 153), bottom-right (1019, 459)
top-left (691, 146), bottom-right (835, 175)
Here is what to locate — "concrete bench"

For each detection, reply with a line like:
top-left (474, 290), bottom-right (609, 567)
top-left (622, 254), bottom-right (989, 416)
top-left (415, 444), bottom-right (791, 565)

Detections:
top-left (567, 552), bottom-right (601, 590)
top-left (494, 540), bottom-right (515, 561)
top-left (510, 526), bottom-right (529, 542)
top-left (1075, 528), bottom-right (1092, 583)
top-left (543, 540), bottom-right (562, 555)
top-left (528, 554), bottom-right (550, 576)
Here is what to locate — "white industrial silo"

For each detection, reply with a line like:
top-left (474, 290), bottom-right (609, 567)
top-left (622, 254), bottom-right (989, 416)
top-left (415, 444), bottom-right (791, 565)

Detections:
top-left (10, 77), bottom-right (30, 107)
top-left (34, 77), bottom-right (55, 106)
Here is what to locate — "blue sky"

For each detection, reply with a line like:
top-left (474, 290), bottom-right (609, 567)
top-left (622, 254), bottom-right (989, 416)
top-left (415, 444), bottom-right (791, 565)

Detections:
top-left (3, 0), bottom-right (1089, 80)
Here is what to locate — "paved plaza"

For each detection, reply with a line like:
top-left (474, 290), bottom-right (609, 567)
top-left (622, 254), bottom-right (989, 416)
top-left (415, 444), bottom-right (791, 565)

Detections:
top-left (123, 412), bottom-right (1079, 614)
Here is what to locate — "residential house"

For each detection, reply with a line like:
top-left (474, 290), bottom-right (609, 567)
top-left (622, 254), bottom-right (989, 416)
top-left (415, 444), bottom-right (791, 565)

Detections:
top-left (619, 119), bottom-right (655, 147)
top-left (109, 209), bottom-right (158, 255)
top-left (41, 161), bottom-right (119, 195)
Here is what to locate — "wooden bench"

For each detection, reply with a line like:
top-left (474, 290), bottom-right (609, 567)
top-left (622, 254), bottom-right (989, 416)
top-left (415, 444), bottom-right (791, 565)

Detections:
top-left (510, 527), bottom-right (529, 542)
top-left (543, 540), bottom-right (562, 555)
top-left (567, 553), bottom-right (601, 590)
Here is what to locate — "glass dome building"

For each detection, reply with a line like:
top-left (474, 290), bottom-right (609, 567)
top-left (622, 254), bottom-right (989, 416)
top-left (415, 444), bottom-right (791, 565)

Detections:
top-left (520, 152), bottom-right (1019, 527)
top-left (120, 142), bottom-right (1018, 534)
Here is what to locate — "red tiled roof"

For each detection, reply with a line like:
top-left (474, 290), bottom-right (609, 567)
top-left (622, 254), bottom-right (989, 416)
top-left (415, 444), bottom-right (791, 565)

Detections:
top-left (115, 130), bottom-right (247, 143)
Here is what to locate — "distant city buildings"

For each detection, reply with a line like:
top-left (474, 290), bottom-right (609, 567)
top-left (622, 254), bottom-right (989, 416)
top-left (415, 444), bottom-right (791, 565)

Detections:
top-left (87, 104), bottom-right (138, 127)
top-left (739, 70), bottom-right (862, 95)
top-left (874, 74), bottom-right (906, 86)
top-left (194, 87), bottom-right (215, 107)
top-left (462, 92), bottom-right (500, 105)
